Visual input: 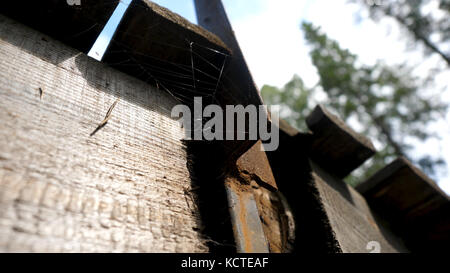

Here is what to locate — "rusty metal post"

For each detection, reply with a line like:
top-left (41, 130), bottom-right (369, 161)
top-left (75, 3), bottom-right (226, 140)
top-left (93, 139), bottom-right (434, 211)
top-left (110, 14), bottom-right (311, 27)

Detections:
top-left (225, 178), bottom-right (269, 253)
top-left (224, 141), bottom-right (279, 253)
top-left (193, 1), bottom-right (279, 253)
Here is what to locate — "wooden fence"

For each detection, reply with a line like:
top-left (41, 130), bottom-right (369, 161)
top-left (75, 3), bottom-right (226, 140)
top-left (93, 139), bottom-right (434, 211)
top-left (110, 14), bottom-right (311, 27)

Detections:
top-left (0, 0), bottom-right (448, 253)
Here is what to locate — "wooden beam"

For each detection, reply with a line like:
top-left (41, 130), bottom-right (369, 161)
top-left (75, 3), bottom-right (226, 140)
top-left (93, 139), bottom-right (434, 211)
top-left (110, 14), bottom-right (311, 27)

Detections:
top-left (194, 0), bottom-right (268, 163)
top-left (306, 105), bottom-right (376, 178)
top-left (102, 0), bottom-right (231, 103)
top-left (310, 161), bottom-right (407, 252)
top-left (194, 0), bottom-right (264, 108)
top-left (0, 15), bottom-right (209, 252)
top-left (356, 157), bottom-right (450, 251)
top-left (266, 118), bottom-right (406, 252)
top-left (0, 0), bottom-right (120, 53)
top-left (357, 157), bottom-right (449, 220)
top-left (102, 0), bottom-right (259, 164)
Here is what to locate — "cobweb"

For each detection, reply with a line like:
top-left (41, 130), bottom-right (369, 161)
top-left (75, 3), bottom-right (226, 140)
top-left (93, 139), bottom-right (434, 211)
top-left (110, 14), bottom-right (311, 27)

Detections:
top-left (68, 0), bottom-right (259, 157)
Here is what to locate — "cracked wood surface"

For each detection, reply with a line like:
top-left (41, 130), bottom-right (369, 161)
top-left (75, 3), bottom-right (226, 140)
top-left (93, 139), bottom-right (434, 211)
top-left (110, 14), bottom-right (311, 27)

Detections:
top-left (0, 15), bottom-right (208, 253)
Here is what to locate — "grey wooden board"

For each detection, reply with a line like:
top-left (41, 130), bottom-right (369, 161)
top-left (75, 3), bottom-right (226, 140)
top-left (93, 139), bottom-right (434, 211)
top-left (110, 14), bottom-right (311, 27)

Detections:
top-left (0, 15), bottom-right (208, 253)
top-left (310, 161), bottom-right (408, 253)
top-left (306, 105), bottom-right (376, 178)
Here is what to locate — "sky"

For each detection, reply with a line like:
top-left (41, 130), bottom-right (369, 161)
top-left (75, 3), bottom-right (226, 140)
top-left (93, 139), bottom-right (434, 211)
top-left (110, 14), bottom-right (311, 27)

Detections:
top-left (88, 0), bottom-right (132, 58)
top-left (88, 0), bottom-right (450, 195)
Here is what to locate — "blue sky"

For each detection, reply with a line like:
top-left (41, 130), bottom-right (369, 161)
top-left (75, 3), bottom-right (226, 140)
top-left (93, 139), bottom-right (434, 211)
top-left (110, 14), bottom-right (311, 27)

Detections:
top-left (88, 0), bottom-right (132, 59)
top-left (87, 0), bottom-right (450, 194)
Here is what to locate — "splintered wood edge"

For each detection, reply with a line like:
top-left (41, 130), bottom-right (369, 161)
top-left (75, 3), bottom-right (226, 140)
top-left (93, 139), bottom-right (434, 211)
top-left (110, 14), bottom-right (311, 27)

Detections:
top-left (306, 104), bottom-right (376, 152)
top-left (356, 157), bottom-right (449, 199)
top-left (139, 0), bottom-right (230, 52)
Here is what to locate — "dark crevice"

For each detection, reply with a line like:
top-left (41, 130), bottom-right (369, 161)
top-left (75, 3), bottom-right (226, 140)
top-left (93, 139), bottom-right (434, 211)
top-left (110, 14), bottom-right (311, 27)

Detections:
top-left (266, 132), bottom-right (342, 253)
top-left (183, 139), bottom-right (236, 253)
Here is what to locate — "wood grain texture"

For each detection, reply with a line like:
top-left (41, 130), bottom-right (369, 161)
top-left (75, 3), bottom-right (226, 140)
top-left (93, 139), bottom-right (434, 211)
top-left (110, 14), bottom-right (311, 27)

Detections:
top-left (266, 122), bottom-right (342, 253)
top-left (306, 105), bottom-right (376, 178)
top-left (310, 161), bottom-right (408, 253)
top-left (103, 0), bottom-right (257, 165)
top-left (267, 116), bottom-right (406, 252)
top-left (0, 15), bottom-right (208, 253)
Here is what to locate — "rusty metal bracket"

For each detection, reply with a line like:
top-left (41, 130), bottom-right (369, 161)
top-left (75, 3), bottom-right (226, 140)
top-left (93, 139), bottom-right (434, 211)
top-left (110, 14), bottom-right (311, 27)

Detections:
top-left (222, 139), bottom-right (282, 253)
top-left (225, 179), bottom-right (269, 253)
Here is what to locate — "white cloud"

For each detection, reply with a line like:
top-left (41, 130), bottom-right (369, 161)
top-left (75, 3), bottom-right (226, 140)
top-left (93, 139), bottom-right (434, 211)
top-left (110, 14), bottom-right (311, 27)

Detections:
top-left (223, 0), bottom-right (318, 89)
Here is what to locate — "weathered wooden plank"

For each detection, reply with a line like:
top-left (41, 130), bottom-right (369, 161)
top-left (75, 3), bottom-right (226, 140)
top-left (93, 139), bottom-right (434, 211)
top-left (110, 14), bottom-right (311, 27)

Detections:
top-left (194, 0), bottom-right (268, 162)
top-left (310, 161), bottom-right (407, 253)
top-left (306, 105), bottom-right (376, 178)
top-left (356, 157), bottom-right (450, 251)
top-left (103, 0), bottom-right (264, 165)
top-left (0, 0), bottom-right (119, 53)
top-left (0, 15), bottom-right (208, 253)
top-left (265, 118), bottom-right (406, 253)
top-left (356, 157), bottom-right (449, 220)
top-left (265, 125), bottom-right (343, 253)
top-left (102, 0), bottom-right (230, 103)
top-left (194, 0), bottom-right (264, 107)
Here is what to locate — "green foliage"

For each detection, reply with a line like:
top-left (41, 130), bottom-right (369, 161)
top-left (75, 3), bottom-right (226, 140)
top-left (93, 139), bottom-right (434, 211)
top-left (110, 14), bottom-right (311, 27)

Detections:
top-left (261, 22), bottom-right (447, 186)
top-left (261, 75), bottom-right (313, 131)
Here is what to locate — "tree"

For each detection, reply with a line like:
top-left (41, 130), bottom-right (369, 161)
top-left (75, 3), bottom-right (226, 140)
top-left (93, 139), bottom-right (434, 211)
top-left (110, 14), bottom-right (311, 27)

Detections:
top-left (261, 75), bottom-right (313, 131)
top-left (354, 0), bottom-right (450, 66)
top-left (261, 22), bottom-right (447, 185)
